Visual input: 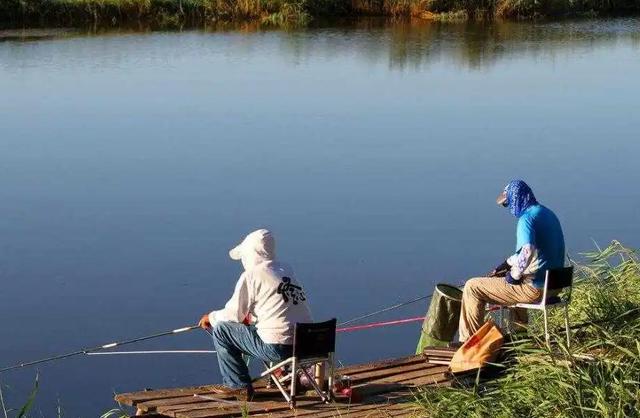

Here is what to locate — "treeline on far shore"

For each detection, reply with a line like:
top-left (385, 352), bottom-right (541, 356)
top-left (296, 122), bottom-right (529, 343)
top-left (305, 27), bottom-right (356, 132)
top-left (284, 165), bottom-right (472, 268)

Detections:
top-left (1, 0), bottom-right (639, 27)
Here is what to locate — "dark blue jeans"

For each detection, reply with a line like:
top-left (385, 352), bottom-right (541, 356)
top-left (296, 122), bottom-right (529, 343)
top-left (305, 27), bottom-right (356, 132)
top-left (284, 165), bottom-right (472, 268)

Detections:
top-left (211, 321), bottom-right (293, 389)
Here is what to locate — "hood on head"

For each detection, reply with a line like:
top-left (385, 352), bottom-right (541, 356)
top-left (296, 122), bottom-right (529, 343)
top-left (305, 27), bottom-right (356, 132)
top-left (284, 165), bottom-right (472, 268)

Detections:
top-left (229, 229), bottom-right (276, 269)
top-left (499, 179), bottom-right (538, 218)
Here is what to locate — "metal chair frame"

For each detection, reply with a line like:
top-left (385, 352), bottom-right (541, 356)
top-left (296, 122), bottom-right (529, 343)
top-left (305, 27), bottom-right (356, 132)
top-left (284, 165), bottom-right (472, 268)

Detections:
top-left (496, 267), bottom-right (574, 346)
top-left (257, 319), bottom-right (336, 409)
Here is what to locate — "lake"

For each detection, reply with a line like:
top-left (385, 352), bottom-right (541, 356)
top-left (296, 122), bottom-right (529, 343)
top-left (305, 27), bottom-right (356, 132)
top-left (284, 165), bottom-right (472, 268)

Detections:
top-left (1, 17), bottom-right (639, 416)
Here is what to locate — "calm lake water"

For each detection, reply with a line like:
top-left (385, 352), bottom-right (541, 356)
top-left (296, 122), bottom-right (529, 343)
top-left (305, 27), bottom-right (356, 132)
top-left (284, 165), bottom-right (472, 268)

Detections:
top-left (1, 17), bottom-right (640, 416)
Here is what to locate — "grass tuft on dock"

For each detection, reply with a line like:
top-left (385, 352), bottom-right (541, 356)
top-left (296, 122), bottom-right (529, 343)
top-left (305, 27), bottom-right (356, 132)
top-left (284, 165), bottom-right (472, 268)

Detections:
top-left (415, 241), bottom-right (640, 418)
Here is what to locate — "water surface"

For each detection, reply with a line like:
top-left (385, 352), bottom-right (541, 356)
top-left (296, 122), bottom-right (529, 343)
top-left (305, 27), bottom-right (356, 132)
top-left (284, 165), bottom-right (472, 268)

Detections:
top-left (1, 18), bottom-right (640, 416)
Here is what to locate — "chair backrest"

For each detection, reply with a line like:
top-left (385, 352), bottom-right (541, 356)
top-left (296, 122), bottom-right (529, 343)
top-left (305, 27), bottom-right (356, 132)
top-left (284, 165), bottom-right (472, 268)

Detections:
top-left (543, 266), bottom-right (574, 305)
top-left (293, 319), bottom-right (337, 360)
top-left (545, 266), bottom-right (574, 290)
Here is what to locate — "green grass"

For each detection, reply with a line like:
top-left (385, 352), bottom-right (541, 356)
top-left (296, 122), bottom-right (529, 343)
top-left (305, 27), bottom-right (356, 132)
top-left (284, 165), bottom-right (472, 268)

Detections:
top-left (1, 0), bottom-right (639, 26)
top-left (0, 374), bottom-right (41, 418)
top-left (415, 241), bottom-right (640, 418)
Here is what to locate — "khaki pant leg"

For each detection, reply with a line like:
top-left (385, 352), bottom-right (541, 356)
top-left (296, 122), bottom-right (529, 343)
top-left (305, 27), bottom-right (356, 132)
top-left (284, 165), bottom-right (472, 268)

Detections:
top-left (458, 277), bottom-right (542, 341)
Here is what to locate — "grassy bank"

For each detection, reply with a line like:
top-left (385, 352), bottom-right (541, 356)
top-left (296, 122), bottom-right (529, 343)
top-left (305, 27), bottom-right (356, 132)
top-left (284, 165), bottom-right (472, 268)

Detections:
top-left (1, 0), bottom-right (639, 27)
top-left (416, 241), bottom-right (640, 417)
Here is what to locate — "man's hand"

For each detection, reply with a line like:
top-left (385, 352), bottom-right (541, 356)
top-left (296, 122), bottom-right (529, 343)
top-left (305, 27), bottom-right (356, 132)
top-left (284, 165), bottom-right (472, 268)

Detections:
top-left (488, 260), bottom-right (510, 277)
top-left (198, 313), bottom-right (211, 330)
top-left (505, 272), bottom-right (521, 285)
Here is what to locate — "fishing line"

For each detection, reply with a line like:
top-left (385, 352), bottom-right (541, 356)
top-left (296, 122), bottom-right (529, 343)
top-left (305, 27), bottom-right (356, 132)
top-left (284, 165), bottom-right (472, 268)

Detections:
top-left (0, 325), bottom-right (199, 373)
top-left (87, 350), bottom-right (216, 355)
top-left (337, 293), bottom-right (433, 326)
top-left (337, 281), bottom-right (466, 326)
top-left (337, 316), bottom-right (424, 333)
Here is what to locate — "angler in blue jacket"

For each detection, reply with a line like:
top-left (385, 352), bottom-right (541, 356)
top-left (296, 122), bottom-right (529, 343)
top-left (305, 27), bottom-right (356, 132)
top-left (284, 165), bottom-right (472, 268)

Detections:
top-left (458, 180), bottom-right (565, 341)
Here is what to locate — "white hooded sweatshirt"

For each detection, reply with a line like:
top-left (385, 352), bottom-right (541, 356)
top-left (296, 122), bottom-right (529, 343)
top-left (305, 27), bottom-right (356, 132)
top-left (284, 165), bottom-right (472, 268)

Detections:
top-left (208, 229), bottom-right (313, 345)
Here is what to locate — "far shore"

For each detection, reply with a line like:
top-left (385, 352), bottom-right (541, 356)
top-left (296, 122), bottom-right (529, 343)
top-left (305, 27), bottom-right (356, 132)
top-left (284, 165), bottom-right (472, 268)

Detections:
top-left (1, 0), bottom-right (639, 28)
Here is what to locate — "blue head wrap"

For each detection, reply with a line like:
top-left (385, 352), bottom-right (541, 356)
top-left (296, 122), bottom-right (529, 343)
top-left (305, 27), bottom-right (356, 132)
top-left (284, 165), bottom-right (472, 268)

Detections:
top-left (504, 180), bottom-right (538, 218)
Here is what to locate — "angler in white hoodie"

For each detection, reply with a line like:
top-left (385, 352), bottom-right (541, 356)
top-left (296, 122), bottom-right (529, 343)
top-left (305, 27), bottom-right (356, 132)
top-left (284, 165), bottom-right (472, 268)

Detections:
top-left (198, 229), bottom-right (312, 400)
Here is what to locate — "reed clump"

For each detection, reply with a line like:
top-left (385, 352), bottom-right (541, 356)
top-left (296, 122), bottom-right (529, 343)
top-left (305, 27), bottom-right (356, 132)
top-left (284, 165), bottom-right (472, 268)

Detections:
top-left (415, 241), bottom-right (640, 418)
top-left (0, 0), bottom-right (310, 27)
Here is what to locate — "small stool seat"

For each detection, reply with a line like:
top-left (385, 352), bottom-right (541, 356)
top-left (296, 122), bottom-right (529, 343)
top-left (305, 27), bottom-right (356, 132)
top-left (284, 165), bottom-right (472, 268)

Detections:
top-left (257, 319), bottom-right (336, 409)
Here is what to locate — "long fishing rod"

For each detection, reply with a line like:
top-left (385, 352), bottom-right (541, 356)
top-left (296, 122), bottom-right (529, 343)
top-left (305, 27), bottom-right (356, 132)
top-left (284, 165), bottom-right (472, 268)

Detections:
top-left (0, 325), bottom-right (199, 374)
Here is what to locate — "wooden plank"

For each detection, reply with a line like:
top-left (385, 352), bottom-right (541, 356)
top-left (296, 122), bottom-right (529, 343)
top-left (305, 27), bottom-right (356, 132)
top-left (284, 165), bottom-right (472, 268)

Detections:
top-left (158, 402), bottom-right (237, 415)
top-left (422, 347), bottom-right (456, 355)
top-left (423, 347), bottom-right (455, 366)
top-left (363, 390), bottom-right (412, 404)
top-left (424, 359), bottom-right (451, 366)
top-left (137, 388), bottom-right (283, 412)
top-left (337, 355), bottom-right (424, 376)
top-left (367, 365), bottom-right (449, 385)
top-left (165, 400), bottom-right (292, 417)
top-left (405, 372), bottom-right (451, 387)
top-left (129, 415), bottom-right (168, 418)
top-left (116, 386), bottom-right (222, 406)
top-left (157, 399), bottom-right (287, 416)
top-left (260, 402), bottom-right (383, 418)
top-left (348, 362), bottom-right (436, 384)
top-left (351, 383), bottom-right (407, 400)
top-left (174, 399), bottom-right (323, 418)
top-left (136, 393), bottom-right (234, 412)
top-left (250, 401), bottom-right (407, 418)
top-left (116, 379), bottom-right (274, 407)
top-left (344, 365), bottom-right (448, 400)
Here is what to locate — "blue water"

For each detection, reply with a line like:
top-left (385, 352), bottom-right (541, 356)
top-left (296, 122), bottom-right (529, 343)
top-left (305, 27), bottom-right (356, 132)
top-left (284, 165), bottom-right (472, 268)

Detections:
top-left (1, 18), bottom-right (639, 416)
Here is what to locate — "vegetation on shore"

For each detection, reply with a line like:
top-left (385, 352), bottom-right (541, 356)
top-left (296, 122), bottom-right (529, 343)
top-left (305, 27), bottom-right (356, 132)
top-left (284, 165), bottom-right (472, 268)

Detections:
top-left (1, 0), bottom-right (639, 27)
top-left (416, 241), bottom-right (640, 417)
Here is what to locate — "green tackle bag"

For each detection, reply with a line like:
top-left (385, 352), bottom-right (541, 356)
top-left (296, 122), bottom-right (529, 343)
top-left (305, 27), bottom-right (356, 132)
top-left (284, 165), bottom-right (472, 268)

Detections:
top-left (416, 284), bottom-right (463, 353)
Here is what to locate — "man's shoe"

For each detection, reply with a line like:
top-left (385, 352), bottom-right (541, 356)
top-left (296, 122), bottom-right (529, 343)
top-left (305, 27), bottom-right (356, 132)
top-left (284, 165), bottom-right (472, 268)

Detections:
top-left (210, 384), bottom-right (254, 401)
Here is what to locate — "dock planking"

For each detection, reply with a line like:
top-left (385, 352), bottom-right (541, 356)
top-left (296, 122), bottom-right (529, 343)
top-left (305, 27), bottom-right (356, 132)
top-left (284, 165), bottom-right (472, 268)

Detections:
top-left (114, 347), bottom-right (457, 417)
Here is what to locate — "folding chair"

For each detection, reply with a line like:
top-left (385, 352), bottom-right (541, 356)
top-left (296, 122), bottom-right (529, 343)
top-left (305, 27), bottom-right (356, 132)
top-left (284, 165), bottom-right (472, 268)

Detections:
top-left (496, 266), bottom-right (574, 346)
top-left (258, 319), bottom-right (336, 409)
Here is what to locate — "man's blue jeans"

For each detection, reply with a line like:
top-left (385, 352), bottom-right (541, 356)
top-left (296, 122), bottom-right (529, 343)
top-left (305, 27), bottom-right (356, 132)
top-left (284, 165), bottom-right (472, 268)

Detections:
top-left (211, 321), bottom-right (293, 389)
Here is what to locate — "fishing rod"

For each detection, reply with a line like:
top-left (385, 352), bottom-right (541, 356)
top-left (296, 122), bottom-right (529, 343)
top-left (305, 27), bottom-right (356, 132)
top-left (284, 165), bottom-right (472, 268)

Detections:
top-left (0, 325), bottom-right (199, 374)
top-left (1, 289), bottom-right (449, 370)
top-left (338, 293), bottom-right (433, 326)
top-left (80, 317), bottom-right (430, 356)
top-left (338, 281), bottom-right (467, 327)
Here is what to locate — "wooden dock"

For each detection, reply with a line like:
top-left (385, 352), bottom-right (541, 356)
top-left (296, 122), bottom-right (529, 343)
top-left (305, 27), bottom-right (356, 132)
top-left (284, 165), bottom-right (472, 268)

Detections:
top-left (114, 348), bottom-right (457, 418)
